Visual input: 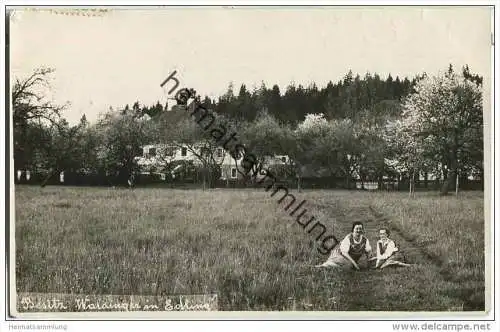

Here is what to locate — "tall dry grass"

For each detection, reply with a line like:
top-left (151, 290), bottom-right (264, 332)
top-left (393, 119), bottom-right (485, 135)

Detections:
top-left (367, 191), bottom-right (485, 308)
top-left (14, 186), bottom-right (485, 311)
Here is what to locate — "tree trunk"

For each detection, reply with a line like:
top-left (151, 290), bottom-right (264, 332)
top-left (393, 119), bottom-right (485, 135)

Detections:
top-left (41, 168), bottom-right (57, 187)
top-left (440, 165), bottom-right (450, 195)
top-left (440, 177), bottom-right (450, 195)
top-left (441, 170), bottom-right (457, 196)
top-left (441, 152), bottom-right (460, 196)
top-left (412, 170), bottom-right (416, 195)
top-left (408, 171), bottom-right (412, 197)
top-left (200, 167), bottom-right (206, 190)
top-left (295, 167), bottom-right (302, 192)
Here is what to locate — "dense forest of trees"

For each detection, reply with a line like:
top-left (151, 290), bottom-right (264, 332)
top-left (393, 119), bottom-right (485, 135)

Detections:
top-left (206, 70), bottom-right (413, 125)
top-left (12, 65), bottom-right (484, 194)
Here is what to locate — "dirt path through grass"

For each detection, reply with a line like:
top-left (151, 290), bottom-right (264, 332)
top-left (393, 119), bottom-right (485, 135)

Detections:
top-left (309, 200), bottom-right (467, 311)
top-left (367, 205), bottom-right (483, 311)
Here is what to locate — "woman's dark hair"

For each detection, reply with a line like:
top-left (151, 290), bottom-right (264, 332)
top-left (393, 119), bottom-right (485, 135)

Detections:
top-left (380, 228), bottom-right (391, 236)
top-left (351, 222), bottom-right (364, 232)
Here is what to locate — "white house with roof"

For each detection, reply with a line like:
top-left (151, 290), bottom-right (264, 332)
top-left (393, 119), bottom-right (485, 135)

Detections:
top-left (134, 143), bottom-right (291, 181)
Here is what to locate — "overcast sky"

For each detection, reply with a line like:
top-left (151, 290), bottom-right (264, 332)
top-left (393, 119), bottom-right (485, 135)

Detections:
top-left (10, 6), bottom-right (493, 125)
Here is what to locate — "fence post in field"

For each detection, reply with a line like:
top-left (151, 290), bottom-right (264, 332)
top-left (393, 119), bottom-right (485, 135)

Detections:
top-left (455, 170), bottom-right (459, 197)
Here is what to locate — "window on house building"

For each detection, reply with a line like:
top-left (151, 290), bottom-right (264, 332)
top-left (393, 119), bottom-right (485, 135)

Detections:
top-left (216, 148), bottom-right (224, 158)
top-left (231, 167), bottom-right (237, 178)
top-left (181, 147), bottom-right (187, 156)
top-left (164, 146), bottom-right (175, 156)
top-left (281, 156), bottom-right (287, 163)
top-left (149, 147), bottom-right (156, 157)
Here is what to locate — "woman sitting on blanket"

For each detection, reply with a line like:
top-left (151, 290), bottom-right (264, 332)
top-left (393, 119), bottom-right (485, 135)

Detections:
top-left (317, 221), bottom-right (372, 270)
top-left (374, 228), bottom-right (411, 269)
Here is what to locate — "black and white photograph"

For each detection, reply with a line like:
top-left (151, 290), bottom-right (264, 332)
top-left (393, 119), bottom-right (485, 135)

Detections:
top-left (3, 3), bottom-right (497, 325)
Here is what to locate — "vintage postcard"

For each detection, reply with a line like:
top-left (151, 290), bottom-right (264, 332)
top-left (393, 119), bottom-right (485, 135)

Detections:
top-left (3, 3), bottom-right (496, 323)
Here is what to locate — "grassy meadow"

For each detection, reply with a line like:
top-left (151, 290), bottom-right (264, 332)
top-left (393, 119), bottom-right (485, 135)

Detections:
top-left (14, 186), bottom-right (485, 311)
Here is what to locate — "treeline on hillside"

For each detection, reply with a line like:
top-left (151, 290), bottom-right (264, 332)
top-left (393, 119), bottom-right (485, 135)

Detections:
top-left (136, 70), bottom-right (414, 125)
top-left (13, 65), bottom-right (484, 194)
